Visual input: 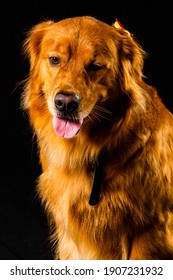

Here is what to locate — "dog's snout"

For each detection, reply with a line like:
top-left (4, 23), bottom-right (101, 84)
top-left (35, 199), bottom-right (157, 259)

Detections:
top-left (54, 92), bottom-right (80, 114)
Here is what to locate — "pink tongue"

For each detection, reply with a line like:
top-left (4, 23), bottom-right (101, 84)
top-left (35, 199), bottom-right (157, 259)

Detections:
top-left (53, 116), bottom-right (83, 138)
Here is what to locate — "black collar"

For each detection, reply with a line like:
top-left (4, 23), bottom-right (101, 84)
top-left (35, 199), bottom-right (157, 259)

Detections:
top-left (88, 153), bottom-right (104, 206)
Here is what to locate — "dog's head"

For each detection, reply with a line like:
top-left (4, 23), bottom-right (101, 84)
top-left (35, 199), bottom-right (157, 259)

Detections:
top-left (22, 16), bottom-right (146, 139)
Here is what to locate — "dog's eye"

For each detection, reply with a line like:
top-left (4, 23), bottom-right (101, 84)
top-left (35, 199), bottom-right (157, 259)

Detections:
top-left (87, 63), bottom-right (103, 72)
top-left (49, 56), bottom-right (61, 66)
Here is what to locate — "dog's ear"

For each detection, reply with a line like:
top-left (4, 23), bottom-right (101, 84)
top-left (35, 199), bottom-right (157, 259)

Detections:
top-left (112, 24), bottom-right (148, 108)
top-left (112, 20), bottom-right (147, 92)
top-left (22, 21), bottom-right (54, 71)
top-left (118, 34), bottom-right (146, 92)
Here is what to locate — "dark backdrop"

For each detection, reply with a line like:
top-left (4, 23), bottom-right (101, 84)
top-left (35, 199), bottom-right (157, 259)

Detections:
top-left (0, 1), bottom-right (172, 260)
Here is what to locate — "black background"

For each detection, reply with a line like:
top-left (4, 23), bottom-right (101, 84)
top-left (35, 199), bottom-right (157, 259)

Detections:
top-left (0, 1), bottom-right (172, 259)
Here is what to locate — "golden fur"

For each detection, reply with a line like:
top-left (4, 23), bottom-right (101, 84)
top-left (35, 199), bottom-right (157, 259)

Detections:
top-left (21, 16), bottom-right (173, 259)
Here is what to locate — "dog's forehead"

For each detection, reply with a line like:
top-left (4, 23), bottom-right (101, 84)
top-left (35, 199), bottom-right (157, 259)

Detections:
top-left (52, 16), bottom-right (113, 36)
top-left (42, 17), bottom-right (114, 54)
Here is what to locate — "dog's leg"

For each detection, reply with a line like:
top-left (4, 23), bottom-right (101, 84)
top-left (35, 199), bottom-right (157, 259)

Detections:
top-left (129, 226), bottom-right (173, 259)
top-left (52, 228), bottom-right (80, 260)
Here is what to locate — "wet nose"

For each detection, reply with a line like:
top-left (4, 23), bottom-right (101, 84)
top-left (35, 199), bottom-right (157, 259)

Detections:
top-left (54, 92), bottom-right (80, 114)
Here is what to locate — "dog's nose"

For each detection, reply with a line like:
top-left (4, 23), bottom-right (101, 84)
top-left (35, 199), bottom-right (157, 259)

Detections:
top-left (54, 92), bottom-right (80, 114)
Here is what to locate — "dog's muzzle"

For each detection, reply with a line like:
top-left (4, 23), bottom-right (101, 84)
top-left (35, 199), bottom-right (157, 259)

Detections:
top-left (53, 91), bottom-right (83, 139)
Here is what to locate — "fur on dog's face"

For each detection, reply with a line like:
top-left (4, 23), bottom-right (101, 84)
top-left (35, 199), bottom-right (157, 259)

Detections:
top-left (23, 16), bottom-right (145, 139)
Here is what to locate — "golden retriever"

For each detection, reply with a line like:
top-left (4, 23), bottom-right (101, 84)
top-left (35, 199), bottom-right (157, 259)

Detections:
top-left (21, 16), bottom-right (173, 259)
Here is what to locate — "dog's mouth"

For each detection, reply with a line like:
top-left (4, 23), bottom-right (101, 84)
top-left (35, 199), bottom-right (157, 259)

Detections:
top-left (53, 116), bottom-right (84, 139)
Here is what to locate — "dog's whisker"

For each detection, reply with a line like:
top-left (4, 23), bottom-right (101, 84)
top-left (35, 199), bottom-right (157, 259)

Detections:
top-left (91, 105), bottom-right (113, 121)
top-left (94, 104), bottom-right (112, 115)
top-left (87, 114), bottom-right (97, 124)
top-left (91, 110), bottom-right (103, 121)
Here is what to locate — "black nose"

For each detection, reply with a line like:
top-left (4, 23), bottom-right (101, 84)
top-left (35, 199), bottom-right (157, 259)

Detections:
top-left (54, 92), bottom-right (80, 114)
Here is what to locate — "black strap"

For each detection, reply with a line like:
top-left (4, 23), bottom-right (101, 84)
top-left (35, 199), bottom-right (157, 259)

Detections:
top-left (88, 154), bottom-right (104, 206)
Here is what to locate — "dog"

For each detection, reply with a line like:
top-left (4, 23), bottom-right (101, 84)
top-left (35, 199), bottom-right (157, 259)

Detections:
top-left (21, 16), bottom-right (173, 259)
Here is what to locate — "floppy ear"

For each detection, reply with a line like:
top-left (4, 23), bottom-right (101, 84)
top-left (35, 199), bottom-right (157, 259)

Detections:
top-left (118, 34), bottom-right (146, 92)
top-left (112, 24), bottom-right (148, 109)
top-left (22, 21), bottom-right (54, 71)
